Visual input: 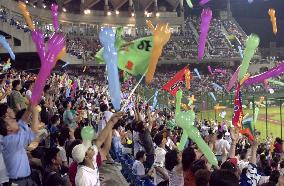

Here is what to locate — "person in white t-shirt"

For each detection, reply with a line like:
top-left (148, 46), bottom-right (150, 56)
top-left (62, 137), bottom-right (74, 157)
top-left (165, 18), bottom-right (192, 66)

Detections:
top-left (132, 150), bottom-right (155, 178)
top-left (72, 112), bottom-right (123, 186)
top-left (215, 132), bottom-right (230, 165)
top-left (97, 103), bottom-right (113, 134)
top-left (153, 133), bottom-right (169, 185)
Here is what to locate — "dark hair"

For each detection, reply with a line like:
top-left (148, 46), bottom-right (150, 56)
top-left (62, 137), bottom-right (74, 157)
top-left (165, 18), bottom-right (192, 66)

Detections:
top-left (99, 103), bottom-right (108, 112)
top-left (221, 161), bottom-right (237, 173)
top-left (74, 127), bottom-right (82, 140)
top-left (195, 169), bottom-right (211, 186)
top-left (182, 147), bottom-right (196, 171)
top-left (63, 100), bottom-right (71, 109)
top-left (240, 150), bottom-right (247, 160)
top-left (217, 132), bottom-right (223, 140)
top-left (280, 161), bottom-right (284, 169)
top-left (269, 170), bottom-right (280, 184)
top-left (154, 133), bottom-right (164, 147)
top-left (165, 149), bottom-right (179, 171)
top-left (260, 181), bottom-right (277, 186)
top-left (66, 139), bottom-right (81, 160)
top-left (135, 150), bottom-right (145, 160)
top-left (51, 115), bottom-right (60, 125)
top-left (191, 159), bottom-right (207, 174)
top-left (0, 118), bottom-right (7, 136)
top-left (209, 170), bottom-right (239, 186)
top-left (276, 137), bottom-right (282, 144)
top-left (0, 103), bottom-right (8, 118)
top-left (44, 147), bottom-right (60, 166)
top-left (12, 79), bottom-right (21, 89)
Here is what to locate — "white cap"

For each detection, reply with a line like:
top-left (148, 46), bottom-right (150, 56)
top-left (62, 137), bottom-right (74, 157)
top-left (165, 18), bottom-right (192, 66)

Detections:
top-left (72, 143), bottom-right (90, 163)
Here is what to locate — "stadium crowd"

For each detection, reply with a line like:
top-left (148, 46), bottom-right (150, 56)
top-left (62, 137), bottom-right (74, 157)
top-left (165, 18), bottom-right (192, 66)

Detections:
top-left (0, 66), bottom-right (283, 186)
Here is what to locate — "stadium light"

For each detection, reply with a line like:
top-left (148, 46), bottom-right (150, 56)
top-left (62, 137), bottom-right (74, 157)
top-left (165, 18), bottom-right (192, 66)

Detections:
top-left (43, 4), bottom-right (46, 8)
top-left (131, 12), bottom-right (135, 17)
top-left (115, 10), bottom-right (119, 15)
top-left (144, 11), bottom-right (148, 15)
top-left (62, 7), bottom-right (67, 12)
top-left (25, 0), bottom-right (29, 4)
top-left (33, 4), bottom-right (36, 8)
top-left (156, 12), bottom-right (160, 17)
top-left (107, 11), bottom-right (112, 16)
top-left (84, 9), bottom-right (91, 14)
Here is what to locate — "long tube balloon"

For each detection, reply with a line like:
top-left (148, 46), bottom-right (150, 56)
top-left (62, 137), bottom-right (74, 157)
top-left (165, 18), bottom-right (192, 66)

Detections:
top-left (18, 1), bottom-right (35, 30)
top-left (175, 89), bottom-right (182, 114)
top-left (19, 2), bottom-right (66, 105)
top-left (226, 66), bottom-right (240, 92)
top-left (99, 28), bottom-right (121, 111)
top-left (186, 0), bottom-right (193, 8)
top-left (238, 34), bottom-right (260, 80)
top-left (238, 46), bottom-right (243, 58)
top-left (244, 61), bottom-right (284, 86)
top-left (51, 4), bottom-right (60, 31)
top-left (199, 0), bottom-right (210, 6)
top-left (194, 68), bottom-right (201, 79)
top-left (0, 35), bottom-right (15, 60)
top-left (185, 68), bottom-right (191, 89)
top-left (198, 8), bottom-right (212, 61)
top-left (145, 20), bottom-right (171, 84)
top-left (176, 110), bottom-right (218, 166)
top-left (268, 8), bottom-right (277, 35)
top-left (209, 92), bottom-right (216, 101)
top-left (208, 65), bottom-right (213, 75)
top-left (212, 83), bottom-right (223, 91)
top-left (151, 90), bottom-right (159, 111)
top-left (268, 79), bottom-right (284, 86)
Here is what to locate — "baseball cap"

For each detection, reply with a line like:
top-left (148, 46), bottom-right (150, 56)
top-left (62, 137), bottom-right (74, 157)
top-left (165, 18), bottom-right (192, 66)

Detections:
top-left (72, 142), bottom-right (91, 163)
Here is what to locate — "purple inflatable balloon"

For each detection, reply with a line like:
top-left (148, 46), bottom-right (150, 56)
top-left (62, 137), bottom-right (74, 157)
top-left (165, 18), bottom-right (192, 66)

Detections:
top-left (199, 0), bottom-right (210, 6)
top-left (51, 4), bottom-right (59, 31)
top-left (226, 66), bottom-right (240, 92)
top-left (244, 61), bottom-right (284, 86)
top-left (198, 8), bottom-right (212, 61)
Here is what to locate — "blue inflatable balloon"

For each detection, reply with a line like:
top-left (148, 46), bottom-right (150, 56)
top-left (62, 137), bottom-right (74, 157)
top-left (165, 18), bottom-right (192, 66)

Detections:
top-left (212, 83), bottom-right (223, 91)
top-left (0, 35), bottom-right (15, 60)
top-left (209, 92), bottom-right (216, 102)
top-left (66, 88), bottom-right (71, 98)
top-left (99, 28), bottom-right (121, 111)
top-left (194, 68), bottom-right (201, 80)
top-left (151, 90), bottom-right (159, 111)
top-left (238, 46), bottom-right (243, 58)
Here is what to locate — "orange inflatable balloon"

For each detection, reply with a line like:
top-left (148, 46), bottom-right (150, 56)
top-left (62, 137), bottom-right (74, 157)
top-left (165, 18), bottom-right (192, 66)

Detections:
top-left (56, 47), bottom-right (66, 61)
top-left (240, 73), bottom-right (250, 85)
top-left (18, 1), bottom-right (35, 30)
top-left (214, 104), bottom-right (227, 110)
top-left (268, 8), bottom-right (277, 35)
top-left (185, 68), bottom-right (191, 89)
top-left (145, 20), bottom-right (171, 84)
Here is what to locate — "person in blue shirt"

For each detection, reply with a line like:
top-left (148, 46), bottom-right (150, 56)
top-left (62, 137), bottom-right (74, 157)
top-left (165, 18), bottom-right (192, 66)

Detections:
top-left (0, 103), bottom-right (40, 186)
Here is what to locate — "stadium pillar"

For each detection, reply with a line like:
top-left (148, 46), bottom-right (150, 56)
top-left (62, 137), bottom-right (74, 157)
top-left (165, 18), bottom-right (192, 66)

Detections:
top-left (265, 95), bottom-right (268, 138)
top-left (104, 0), bottom-right (109, 15)
top-left (252, 95), bottom-right (255, 128)
top-left (154, 0), bottom-right (158, 13)
top-left (280, 99), bottom-right (283, 140)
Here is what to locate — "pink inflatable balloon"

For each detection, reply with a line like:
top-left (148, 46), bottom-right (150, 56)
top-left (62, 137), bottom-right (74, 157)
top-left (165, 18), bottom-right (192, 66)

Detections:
top-left (51, 4), bottom-right (59, 31)
top-left (199, 0), bottom-right (210, 5)
top-left (244, 61), bottom-right (284, 86)
top-left (226, 66), bottom-right (240, 92)
top-left (208, 65), bottom-right (213, 75)
top-left (198, 8), bottom-right (212, 61)
top-left (214, 68), bottom-right (226, 74)
top-left (264, 79), bottom-right (268, 92)
top-left (71, 80), bottom-right (78, 98)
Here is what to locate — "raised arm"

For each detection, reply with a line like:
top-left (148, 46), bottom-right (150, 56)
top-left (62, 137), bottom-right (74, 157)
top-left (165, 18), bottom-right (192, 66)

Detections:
top-left (95, 112), bottom-right (124, 148)
top-left (229, 128), bottom-right (239, 158)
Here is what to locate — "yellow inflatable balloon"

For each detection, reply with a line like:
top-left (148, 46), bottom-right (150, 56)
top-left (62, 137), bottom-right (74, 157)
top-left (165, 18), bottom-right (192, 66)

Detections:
top-left (145, 20), bottom-right (171, 84)
top-left (214, 104), bottom-right (227, 110)
top-left (56, 47), bottom-right (66, 61)
top-left (18, 1), bottom-right (35, 30)
top-left (240, 73), bottom-right (250, 85)
top-left (185, 68), bottom-right (191, 89)
top-left (268, 8), bottom-right (277, 35)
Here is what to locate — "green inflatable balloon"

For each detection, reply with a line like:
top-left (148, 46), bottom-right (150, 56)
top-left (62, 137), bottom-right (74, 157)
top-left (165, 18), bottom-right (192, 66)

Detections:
top-left (81, 126), bottom-right (95, 141)
top-left (254, 107), bottom-right (259, 123)
top-left (175, 89), bottom-right (183, 114)
top-left (95, 27), bottom-right (154, 76)
top-left (268, 80), bottom-right (284, 86)
top-left (176, 110), bottom-right (218, 166)
top-left (238, 34), bottom-right (260, 81)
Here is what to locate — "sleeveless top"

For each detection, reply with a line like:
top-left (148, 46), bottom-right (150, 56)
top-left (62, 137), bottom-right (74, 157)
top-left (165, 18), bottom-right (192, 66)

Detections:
top-left (168, 166), bottom-right (184, 186)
